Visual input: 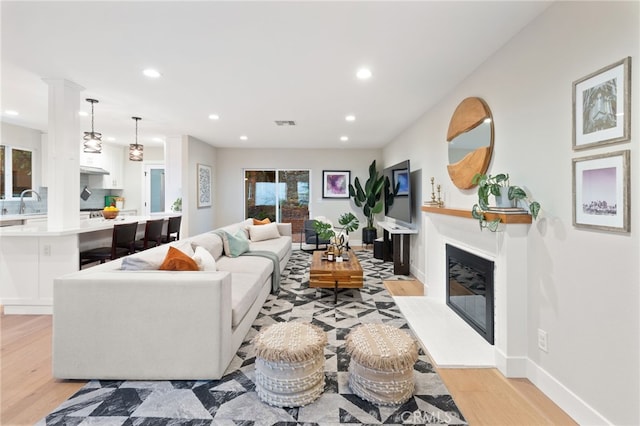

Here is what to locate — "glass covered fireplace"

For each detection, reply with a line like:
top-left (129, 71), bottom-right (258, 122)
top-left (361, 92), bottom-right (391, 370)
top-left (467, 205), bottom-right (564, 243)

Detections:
top-left (446, 244), bottom-right (495, 344)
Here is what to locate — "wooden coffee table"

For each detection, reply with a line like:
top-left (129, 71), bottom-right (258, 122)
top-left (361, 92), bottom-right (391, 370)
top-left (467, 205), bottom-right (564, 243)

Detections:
top-left (309, 250), bottom-right (363, 303)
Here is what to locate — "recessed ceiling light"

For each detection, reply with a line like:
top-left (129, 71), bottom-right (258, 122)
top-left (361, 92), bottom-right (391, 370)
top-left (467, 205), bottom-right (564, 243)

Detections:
top-left (106, 137), bottom-right (116, 142)
top-left (143, 69), bottom-right (162, 78)
top-left (240, 135), bottom-right (248, 141)
top-left (340, 136), bottom-right (349, 142)
top-left (152, 137), bottom-right (163, 142)
top-left (5, 110), bottom-right (19, 116)
top-left (345, 115), bottom-right (356, 122)
top-left (208, 114), bottom-right (220, 120)
top-left (78, 111), bottom-right (88, 117)
top-left (356, 68), bottom-right (372, 80)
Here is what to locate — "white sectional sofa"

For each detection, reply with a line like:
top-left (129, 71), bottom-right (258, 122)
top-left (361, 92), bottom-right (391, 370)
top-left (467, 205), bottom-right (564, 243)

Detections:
top-left (53, 219), bottom-right (292, 380)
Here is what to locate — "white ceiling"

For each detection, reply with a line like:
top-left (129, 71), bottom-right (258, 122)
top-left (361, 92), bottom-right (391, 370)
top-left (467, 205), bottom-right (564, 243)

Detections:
top-left (1, 1), bottom-right (550, 150)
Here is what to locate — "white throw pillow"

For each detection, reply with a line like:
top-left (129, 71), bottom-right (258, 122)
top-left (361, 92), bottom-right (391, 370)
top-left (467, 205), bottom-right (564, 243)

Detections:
top-left (248, 222), bottom-right (280, 242)
top-left (190, 232), bottom-right (224, 259)
top-left (192, 246), bottom-right (217, 271)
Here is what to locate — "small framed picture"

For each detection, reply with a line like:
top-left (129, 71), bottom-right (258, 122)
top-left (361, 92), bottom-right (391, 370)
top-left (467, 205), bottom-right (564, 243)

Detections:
top-left (197, 163), bottom-right (212, 208)
top-left (572, 57), bottom-right (631, 150)
top-left (322, 170), bottom-right (350, 198)
top-left (392, 168), bottom-right (409, 196)
top-left (572, 150), bottom-right (629, 233)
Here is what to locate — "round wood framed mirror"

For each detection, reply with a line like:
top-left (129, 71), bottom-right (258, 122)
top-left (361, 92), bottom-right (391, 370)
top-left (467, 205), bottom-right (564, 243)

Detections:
top-left (446, 97), bottom-right (494, 189)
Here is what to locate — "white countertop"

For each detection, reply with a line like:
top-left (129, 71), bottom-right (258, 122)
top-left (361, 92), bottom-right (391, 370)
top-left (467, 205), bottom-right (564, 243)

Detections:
top-left (0, 214), bottom-right (178, 237)
top-left (0, 213), bottom-right (47, 222)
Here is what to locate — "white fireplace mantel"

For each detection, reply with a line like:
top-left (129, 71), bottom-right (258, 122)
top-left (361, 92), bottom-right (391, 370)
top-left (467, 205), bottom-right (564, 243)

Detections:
top-left (422, 206), bottom-right (531, 377)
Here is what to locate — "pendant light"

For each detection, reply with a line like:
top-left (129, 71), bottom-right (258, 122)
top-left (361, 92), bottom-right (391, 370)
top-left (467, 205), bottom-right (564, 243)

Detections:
top-left (129, 116), bottom-right (143, 161)
top-left (83, 98), bottom-right (102, 153)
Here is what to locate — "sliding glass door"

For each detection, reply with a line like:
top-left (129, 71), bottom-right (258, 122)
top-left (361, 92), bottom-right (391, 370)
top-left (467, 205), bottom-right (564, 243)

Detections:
top-left (244, 169), bottom-right (309, 242)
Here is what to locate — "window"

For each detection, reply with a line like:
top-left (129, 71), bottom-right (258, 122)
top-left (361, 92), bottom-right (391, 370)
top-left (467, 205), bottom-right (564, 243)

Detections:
top-left (0, 145), bottom-right (33, 200)
top-left (244, 169), bottom-right (310, 242)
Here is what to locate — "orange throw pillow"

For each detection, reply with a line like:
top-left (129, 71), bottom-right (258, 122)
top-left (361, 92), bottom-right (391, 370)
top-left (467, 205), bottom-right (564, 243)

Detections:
top-left (253, 218), bottom-right (271, 225)
top-left (159, 246), bottom-right (199, 271)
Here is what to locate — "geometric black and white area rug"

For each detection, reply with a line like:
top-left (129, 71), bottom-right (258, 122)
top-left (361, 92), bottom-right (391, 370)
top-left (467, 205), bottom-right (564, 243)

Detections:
top-left (38, 250), bottom-right (467, 425)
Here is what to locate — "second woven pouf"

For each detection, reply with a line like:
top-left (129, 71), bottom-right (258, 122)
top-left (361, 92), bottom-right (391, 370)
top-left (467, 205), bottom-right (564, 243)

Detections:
top-left (345, 323), bottom-right (419, 405)
top-left (252, 322), bottom-right (327, 407)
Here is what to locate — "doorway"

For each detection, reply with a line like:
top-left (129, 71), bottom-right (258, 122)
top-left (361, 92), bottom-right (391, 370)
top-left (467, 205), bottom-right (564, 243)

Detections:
top-left (143, 164), bottom-right (165, 215)
top-left (244, 169), bottom-right (310, 242)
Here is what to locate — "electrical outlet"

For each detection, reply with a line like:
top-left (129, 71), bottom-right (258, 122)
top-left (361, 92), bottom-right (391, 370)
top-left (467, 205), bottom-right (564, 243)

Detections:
top-left (537, 329), bottom-right (548, 353)
top-left (43, 244), bottom-right (51, 256)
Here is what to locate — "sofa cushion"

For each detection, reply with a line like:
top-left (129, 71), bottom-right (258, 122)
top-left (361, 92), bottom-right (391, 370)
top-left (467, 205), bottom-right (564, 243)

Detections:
top-left (193, 246), bottom-right (217, 271)
top-left (248, 222), bottom-right (280, 242)
top-left (190, 232), bottom-right (224, 260)
top-left (216, 255), bottom-right (273, 286)
top-left (249, 236), bottom-right (292, 260)
top-left (170, 240), bottom-right (195, 257)
top-left (230, 272), bottom-right (267, 328)
top-left (159, 246), bottom-right (199, 271)
top-left (253, 217), bottom-right (271, 225)
top-left (219, 219), bottom-right (253, 239)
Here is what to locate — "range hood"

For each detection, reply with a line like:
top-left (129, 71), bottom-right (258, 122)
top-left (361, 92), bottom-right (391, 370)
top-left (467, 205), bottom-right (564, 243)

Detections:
top-left (80, 165), bottom-right (110, 175)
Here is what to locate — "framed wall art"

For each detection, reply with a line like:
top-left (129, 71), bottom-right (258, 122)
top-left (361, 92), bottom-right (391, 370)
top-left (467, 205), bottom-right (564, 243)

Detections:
top-left (322, 170), bottom-right (350, 198)
top-left (572, 150), bottom-right (629, 232)
top-left (572, 57), bottom-right (631, 150)
top-left (197, 163), bottom-right (212, 208)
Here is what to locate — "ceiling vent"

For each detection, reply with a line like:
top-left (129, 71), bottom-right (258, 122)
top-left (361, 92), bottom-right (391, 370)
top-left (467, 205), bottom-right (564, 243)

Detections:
top-left (275, 120), bottom-right (296, 126)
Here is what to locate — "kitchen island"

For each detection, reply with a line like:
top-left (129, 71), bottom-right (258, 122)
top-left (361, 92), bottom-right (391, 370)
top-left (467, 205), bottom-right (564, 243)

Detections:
top-left (0, 214), bottom-right (179, 314)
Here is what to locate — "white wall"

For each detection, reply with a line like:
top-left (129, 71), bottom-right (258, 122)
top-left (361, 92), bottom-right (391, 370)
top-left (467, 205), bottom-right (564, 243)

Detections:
top-left (383, 2), bottom-right (639, 424)
top-left (185, 135), bottom-right (217, 236)
top-left (215, 148), bottom-right (382, 241)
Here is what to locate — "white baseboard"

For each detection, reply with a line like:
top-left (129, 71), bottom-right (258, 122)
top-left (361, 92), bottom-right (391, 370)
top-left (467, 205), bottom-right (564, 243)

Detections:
top-left (3, 305), bottom-right (52, 315)
top-left (526, 359), bottom-right (611, 425)
top-left (494, 348), bottom-right (528, 377)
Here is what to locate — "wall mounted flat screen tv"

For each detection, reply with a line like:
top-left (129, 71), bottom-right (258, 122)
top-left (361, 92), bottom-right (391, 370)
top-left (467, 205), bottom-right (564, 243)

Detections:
top-left (383, 160), bottom-right (412, 224)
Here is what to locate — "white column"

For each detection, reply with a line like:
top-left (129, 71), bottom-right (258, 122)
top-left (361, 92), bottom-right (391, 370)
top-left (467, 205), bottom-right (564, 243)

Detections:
top-left (164, 135), bottom-right (183, 214)
top-left (42, 78), bottom-right (84, 230)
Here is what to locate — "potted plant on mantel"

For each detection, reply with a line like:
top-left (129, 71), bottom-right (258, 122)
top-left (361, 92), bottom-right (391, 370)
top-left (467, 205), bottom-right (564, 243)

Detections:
top-left (313, 212), bottom-right (360, 257)
top-left (471, 172), bottom-right (541, 231)
top-left (349, 160), bottom-right (385, 244)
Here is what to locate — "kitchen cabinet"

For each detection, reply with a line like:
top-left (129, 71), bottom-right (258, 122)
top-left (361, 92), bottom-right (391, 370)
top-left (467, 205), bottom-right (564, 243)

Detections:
top-left (86, 144), bottom-right (124, 189)
top-left (79, 145), bottom-right (108, 169)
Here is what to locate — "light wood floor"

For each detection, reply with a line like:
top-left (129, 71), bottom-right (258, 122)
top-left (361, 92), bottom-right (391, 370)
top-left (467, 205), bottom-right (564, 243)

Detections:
top-left (1, 306), bottom-right (576, 426)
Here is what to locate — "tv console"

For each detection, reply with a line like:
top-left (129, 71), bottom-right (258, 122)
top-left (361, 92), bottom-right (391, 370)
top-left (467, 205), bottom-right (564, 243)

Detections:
top-left (378, 221), bottom-right (418, 275)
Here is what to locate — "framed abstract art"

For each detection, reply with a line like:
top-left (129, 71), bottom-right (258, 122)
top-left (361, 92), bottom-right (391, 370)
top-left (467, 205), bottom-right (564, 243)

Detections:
top-left (322, 170), bottom-right (350, 198)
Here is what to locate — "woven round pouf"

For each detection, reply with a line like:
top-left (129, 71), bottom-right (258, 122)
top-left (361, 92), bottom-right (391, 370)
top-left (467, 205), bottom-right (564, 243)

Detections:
top-left (252, 322), bottom-right (327, 407)
top-left (345, 323), bottom-right (418, 405)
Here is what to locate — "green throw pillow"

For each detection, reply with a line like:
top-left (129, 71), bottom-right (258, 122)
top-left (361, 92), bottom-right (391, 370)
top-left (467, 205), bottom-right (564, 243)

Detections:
top-left (224, 229), bottom-right (250, 257)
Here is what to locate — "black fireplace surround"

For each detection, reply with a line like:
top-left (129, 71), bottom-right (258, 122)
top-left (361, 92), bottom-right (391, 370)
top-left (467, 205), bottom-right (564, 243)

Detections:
top-left (446, 244), bottom-right (495, 344)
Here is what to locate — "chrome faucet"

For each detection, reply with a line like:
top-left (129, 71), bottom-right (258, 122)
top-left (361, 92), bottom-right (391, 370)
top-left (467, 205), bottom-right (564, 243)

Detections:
top-left (19, 189), bottom-right (41, 214)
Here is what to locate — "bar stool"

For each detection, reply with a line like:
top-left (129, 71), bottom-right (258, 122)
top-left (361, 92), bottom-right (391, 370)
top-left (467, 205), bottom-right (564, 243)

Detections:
top-left (134, 219), bottom-right (164, 251)
top-left (79, 222), bottom-right (138, 268)
top-left (162, 215), bottom-right (182, 243)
